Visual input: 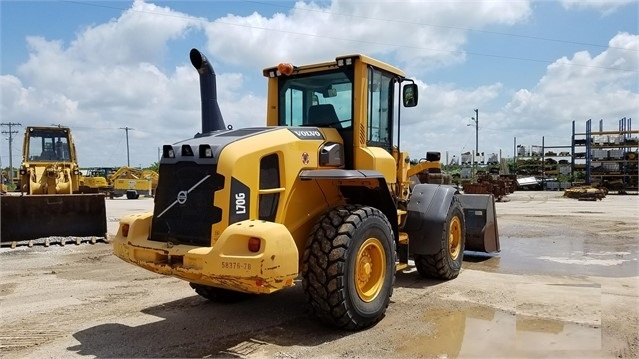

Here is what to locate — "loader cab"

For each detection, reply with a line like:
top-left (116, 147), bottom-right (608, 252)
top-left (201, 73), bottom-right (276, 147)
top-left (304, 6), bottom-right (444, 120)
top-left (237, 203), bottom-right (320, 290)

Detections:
top-left (264, 55), bottom-right (418, 172)
top-left (275, 67), bottom-right (356, 168)
top-left (25, 127), bottom-right (73, 162)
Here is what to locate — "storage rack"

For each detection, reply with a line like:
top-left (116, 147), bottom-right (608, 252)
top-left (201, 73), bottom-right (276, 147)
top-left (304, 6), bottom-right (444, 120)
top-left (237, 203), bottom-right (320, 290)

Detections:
top-left (514, 138), bottom-right (572, 190)
top-left (541, 136), bottom-right (572, 190)
top-left (572, 118), bottom-right (638, 194)
top-left (513, 142), bottom-right (543, 179)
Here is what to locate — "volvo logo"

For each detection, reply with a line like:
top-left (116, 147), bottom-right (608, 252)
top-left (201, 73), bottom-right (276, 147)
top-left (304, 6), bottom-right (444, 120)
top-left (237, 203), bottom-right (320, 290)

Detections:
top-left (289, 128), bottom-right (324, 140)
top-left (177, 190), bottom-right (188, 204)
top-left (156, 175), bottom-right (210, 218)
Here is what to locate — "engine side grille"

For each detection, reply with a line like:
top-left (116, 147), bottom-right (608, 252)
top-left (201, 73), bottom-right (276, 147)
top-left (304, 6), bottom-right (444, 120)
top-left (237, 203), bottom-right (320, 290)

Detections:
top-left (259, 153), bottom-right (280, 222)
top-left (150, 162), bottom-right (224, 246)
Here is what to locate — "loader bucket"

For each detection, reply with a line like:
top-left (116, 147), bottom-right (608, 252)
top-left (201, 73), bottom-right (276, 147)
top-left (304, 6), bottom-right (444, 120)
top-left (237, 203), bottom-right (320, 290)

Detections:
top-left (0, 194), bottom-right (106, 242)
top-left (458, 194), bottom-right (500, 253)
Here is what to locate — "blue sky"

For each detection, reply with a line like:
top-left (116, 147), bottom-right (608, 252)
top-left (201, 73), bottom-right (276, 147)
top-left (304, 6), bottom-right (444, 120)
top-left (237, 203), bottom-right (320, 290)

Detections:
top-left (1, 0), bottom-right (637, 168)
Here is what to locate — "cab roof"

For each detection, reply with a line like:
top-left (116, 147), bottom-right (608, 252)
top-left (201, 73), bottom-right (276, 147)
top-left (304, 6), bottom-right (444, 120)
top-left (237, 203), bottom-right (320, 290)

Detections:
top-left (262, 54), bottom-right (406, 78)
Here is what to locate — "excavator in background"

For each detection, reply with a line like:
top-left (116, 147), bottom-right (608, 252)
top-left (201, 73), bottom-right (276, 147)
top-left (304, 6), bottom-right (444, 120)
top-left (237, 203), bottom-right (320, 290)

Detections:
top-left (109, 166), bottom-right (158, 199)
top-left (0, 126), bottom-right (106, 245)
top-left (113, 49), bottom-right (499, 330)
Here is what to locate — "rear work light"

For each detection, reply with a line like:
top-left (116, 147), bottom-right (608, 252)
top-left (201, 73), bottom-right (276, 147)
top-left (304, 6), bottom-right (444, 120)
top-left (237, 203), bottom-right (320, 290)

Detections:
top-left (248, 237), bottom-right (261, 252)
top-left (199, 144), bottom-right (213, 158)
top-left (337, 57), bottom-right (354, 67)
top-left (163, 145), bottom-right (175, 158)
top-left (181, 144), bottom-right (194, 156)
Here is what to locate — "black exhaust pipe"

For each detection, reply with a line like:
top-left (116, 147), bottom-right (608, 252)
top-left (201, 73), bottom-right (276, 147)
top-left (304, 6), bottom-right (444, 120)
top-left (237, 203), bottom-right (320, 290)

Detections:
top-left (190, 48), bottom-right (226, 135)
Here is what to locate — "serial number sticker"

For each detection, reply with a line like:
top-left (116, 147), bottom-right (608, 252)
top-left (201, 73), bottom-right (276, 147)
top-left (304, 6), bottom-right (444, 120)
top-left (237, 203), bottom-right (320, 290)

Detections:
top-left (221, 261), bottom-right (252, 270)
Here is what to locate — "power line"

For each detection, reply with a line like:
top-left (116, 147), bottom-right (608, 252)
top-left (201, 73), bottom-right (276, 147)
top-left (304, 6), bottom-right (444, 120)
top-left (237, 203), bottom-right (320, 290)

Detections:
top-left (62, 0), bottom-right (637, 73)
top-left (1, 122), bottom-right (22, 184)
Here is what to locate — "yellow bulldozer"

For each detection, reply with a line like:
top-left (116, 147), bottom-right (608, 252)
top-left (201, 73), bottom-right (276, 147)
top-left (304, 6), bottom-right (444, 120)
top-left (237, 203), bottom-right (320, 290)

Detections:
top-left (0, 126), bottom-right (106, 245)
top-left (113, 49), bottom-right (499, 330)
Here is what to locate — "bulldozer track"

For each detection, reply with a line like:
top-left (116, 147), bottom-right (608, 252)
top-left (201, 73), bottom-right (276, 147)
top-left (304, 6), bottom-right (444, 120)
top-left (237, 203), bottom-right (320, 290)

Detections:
top-left (1, 236), bottom-right (109, 250)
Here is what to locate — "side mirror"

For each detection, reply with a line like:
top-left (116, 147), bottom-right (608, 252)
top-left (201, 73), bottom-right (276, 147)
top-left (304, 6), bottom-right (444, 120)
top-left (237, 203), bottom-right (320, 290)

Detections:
top-left (403, 83), bottom-right (418, 107)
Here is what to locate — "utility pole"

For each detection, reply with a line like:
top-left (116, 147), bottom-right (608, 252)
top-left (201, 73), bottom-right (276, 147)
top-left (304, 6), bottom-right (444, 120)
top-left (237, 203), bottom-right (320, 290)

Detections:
top-left (1, 122), bottom-right (22, 184)
top-left (468, 109), bottom-right (479, 182)
top-left (119, 127), bottom-right (134, 167)
top-left (474, 109), bottom-right (479, 157)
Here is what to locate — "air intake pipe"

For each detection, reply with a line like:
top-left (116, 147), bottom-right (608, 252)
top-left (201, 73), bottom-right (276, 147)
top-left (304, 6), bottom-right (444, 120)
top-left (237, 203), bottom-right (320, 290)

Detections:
top-left (190, 48), bottom-right (226, 136)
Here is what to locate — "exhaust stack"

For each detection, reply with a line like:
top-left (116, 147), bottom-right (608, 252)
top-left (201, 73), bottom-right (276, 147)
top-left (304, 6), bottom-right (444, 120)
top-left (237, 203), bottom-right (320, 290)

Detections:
top-left (190, 48), bottom-right (226, 135)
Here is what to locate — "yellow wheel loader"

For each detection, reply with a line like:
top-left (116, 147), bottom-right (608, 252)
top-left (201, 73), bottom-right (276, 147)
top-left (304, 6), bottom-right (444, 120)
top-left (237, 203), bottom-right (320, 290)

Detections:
top-left (113, 49), bottom-right (499, 330)
top-left (0, 126), bottom-right (106, 245)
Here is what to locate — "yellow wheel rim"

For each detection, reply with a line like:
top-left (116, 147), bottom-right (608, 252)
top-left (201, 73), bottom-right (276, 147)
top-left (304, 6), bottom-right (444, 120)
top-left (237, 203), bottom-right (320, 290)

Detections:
top-left (355, 237), bottom-right (386, 302)
top-left (449, 216), bottom-right (462, 260)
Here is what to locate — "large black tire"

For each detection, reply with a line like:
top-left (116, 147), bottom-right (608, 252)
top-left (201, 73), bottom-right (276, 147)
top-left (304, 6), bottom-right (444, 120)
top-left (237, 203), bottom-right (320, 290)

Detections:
top-left (414, 195), bottom-right (465, 280)
top-left (189, 283), bottom-right (251, 303)
top-left (302, 205), bottom-right (396, 330)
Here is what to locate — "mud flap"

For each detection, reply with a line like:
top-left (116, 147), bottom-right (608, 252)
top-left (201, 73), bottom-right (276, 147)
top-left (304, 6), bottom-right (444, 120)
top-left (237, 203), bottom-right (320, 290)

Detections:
top-left (0, 194), bottom-right (107, 242)
top-left (458, 194), bottom-right (500, 253)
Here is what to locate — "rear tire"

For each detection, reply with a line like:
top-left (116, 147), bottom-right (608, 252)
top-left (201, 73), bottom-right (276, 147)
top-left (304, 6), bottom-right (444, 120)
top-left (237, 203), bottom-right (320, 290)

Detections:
top-left (126, 191), bottom-right (139, 200)
top-left (189, 283), bottom-right (251, 303)
top-left (414, 195), bottom-right (465, 280)
top-left (302, 205), bottom-right (396, 330)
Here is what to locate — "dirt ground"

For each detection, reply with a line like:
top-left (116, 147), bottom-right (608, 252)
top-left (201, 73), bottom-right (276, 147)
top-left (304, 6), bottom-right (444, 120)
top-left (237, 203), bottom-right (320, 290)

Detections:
top-left (0, 191), bottom-right (637, 359)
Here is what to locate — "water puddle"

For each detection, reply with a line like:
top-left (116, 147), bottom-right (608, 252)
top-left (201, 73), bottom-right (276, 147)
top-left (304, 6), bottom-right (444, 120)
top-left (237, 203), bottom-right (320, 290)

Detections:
top-left (395, 305), bottom-right (603, 358)
top-left (396, 283), bottom-right (603, 358)
top-left (463, 233), bottom-right (638, 277)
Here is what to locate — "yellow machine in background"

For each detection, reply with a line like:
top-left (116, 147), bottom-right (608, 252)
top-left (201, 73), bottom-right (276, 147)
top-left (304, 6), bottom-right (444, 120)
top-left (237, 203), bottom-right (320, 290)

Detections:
top-left (113, 49), bottom-right (499, 330)
top-left (0, 126), bottom-right (106, 244)
top-left (80, 167), bottom-right (115, 195)
top-left (0, 171), bottom-right (7, 194)
top-left (109, 167), bottom-right (158, 199)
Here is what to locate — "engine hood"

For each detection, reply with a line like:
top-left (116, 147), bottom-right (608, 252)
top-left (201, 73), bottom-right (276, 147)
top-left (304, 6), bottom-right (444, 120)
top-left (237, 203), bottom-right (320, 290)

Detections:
top-left (160, 126), bottom-right (327, 165)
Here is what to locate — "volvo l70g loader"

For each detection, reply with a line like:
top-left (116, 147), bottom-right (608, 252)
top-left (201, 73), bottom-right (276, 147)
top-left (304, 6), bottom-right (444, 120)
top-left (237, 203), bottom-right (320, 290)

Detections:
top-left (1, 126), bottom-right (106, 245)
top-left (113, 49), bottom-right (499, 330)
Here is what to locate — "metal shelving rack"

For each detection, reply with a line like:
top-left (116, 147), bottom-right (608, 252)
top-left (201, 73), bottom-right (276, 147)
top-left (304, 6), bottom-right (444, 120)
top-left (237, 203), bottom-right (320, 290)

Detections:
top-left (541, 136), bottom-right (572, 190)
top-left (513, 137), bottom-right (572, 190)
top-left (572, 118), bottom-right (638, 194)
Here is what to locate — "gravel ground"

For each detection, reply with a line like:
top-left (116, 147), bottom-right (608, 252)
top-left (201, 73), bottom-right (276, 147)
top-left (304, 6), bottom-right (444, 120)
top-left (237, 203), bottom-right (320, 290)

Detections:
top-left (0, 191), bottom-right (637, 358)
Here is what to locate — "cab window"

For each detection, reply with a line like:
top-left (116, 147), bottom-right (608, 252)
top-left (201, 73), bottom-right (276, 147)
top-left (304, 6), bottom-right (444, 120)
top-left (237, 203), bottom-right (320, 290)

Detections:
top-left (367, 67), bottom-right (394, 151)
top-left (28, 129), bottom-right (71, 161)
top-left (278, 68), bottom-right (354, 128)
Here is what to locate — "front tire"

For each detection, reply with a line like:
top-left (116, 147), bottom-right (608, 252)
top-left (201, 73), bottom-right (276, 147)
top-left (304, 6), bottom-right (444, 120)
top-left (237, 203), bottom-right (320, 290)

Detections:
top-left (414, 195), bottom-right (465, 280)
top-left (302, 205), bottom-right (396, 330)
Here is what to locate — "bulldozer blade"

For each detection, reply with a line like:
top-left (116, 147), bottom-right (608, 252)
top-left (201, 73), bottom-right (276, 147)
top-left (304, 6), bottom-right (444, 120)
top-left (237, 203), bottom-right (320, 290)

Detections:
top-left (458, 194), bottom-right (500, 253)
top-left (0, 194), bottom-right (106, 243)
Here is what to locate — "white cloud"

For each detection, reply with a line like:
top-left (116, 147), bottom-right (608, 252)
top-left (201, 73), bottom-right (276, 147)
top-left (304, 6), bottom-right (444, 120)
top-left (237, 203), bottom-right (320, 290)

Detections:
top-left (1, 1), bottom-right (264, 167)
top-left (394, 32), bottom-right (638, 159)
top-left (560, 0), bottom-right (637, 15)
top-left (397, 82), bottom-right (505, 158)
top-left (1, 0), bottom-right (635, 169)
top-left (491, 32), bottom-right (639, 153)
top-left (203, 0), bottom-right (531, 73)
